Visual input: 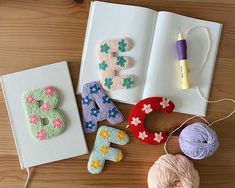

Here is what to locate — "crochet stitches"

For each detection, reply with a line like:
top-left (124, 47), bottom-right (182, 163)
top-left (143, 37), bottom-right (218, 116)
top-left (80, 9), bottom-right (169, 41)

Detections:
top-left (88, 126), bottom-right (129, 174)
top-left (81, 81), bottom-right (124, 134)
top-left (128, 97), bottom-right (175, 145)
top-left (22, 86), bottom-right (66, 140)
top-left (96, 37), bottom-right (134, 91)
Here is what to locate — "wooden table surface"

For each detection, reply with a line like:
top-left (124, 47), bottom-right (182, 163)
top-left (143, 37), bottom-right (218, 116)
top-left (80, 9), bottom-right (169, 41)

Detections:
top-left (0, 0), bottom-right (234, 187)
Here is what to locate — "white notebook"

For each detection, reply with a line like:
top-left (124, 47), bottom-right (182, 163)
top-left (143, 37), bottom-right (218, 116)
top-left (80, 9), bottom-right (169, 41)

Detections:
top-left (1, 61), bottom-right (88, 169)
top-left (77, 1), bottom-right (222, 116)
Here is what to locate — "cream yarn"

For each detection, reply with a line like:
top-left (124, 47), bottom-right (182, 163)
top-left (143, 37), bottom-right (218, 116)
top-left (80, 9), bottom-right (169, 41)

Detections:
top-left (147, 154), bottom-right (199, 188)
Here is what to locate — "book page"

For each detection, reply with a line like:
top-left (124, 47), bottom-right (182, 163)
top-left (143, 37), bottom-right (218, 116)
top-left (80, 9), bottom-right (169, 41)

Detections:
top-left (77, 1), bottom-right (157, 104)
top-left (143, 12), bottom-right (222, 115)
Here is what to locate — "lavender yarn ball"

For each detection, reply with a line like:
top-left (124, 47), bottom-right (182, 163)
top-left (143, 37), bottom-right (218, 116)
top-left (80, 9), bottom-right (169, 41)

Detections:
top-left (179, 122), bottom-right (219, 160)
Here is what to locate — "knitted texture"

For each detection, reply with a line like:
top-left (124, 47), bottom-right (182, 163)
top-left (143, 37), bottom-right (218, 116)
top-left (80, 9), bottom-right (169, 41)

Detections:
top-left (82, 81), bottom-right (124, 134)
top-left (179, 122), bottom-right (219, 160)
top-left (87, 125), bottom-right (129, 174)
top-left (22, 86), bottom-right (66, 140)
top-left (128, 97), bottom-right (175, 145)
top-left (148, 154), bottom-right (200, 188)
top-left (96, 37), bottom-right (134, 91)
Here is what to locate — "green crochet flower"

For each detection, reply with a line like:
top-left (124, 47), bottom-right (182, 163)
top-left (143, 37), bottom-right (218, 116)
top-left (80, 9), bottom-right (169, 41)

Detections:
top-left (122, 77), bottom-right (134, 89)
top-left (118, 39), bottom-right (127, 52)
top-left (99, 61), bottom-right (108, 70)
top-left (104, 78), bottom-right (113, 89)
top-left (116, 56), bottom-right (126, 67)
top-left (100, 43), bottom-right (110, 54)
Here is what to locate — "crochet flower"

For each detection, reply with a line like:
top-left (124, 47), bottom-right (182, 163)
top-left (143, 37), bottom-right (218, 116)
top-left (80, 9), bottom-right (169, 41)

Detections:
top-left (99, 61), bottom-right (108, 70)
top-left (100, 129), bottom-right (109, 139)
top-left (142, 104), bottom-right (153, 114)
top-left (114, 153), bottom-right (123, 162)
top-left (160, 98), bottom-right (170, 109)
top-left (122, 77), bottom-right (134, 89)
top-left (138, 131), bottom-right (148, 140)
top-left (41, 101), bottom-right (50, 112)
top-left (37, 129), bottom-right (47, 140)
top-left (102, 95), bottom-right (111, 104)
top-left (85, 121), bottom-right (95, 130)
top-left (90, 160), bottom-right (101, 169)
top-left (52, 118), bottom-right (63, 128)
top-left (116, 56), bottom-right (126, 67)
top-left (118, 39), bottom-right (127, 52)
top-left (100, 43), bottom-right (110, 54)
top-left (154, 132), bottom-right (163, 143)
top-left (89, 84), bottom-right (100, 94)
top-left (108, 108), bottom-right (118, 118)
top-left (82, 96), bottom-right (92, 105)
top-left (26, 95), bottom-right (34, 104)
top-left (116, 130), bottom-right (126, 141)
top-left (44, 86), bottom-right (54, 97)
top-left (91, 108), bottom-right (100, 117)
top-left (104, 78), bottom-right (113, 89)
top-left (131, 117), bottom-right (141, 126)
top-left (29, 115), bottom-right (38, 125)
top-left (100, 145), bottom-right (109, 154)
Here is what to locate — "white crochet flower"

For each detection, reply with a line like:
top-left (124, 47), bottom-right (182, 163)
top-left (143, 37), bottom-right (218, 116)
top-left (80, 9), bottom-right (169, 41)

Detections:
top-left (160, 98), bottom-right (170, 109)
top-left (131, 117), bottom-right (141, 126)
top-left (142, 104), bottom-right (153, 114)
top-left (138, 131), bottom-right (148, 140)
top-left (154, 132), bottom-right (163, 143)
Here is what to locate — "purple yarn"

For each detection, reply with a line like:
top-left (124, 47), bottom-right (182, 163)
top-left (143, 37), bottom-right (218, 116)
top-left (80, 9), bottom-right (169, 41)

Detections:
top-left (179, 122), bottom-right (219, 160)
top-left (81, 81), bottom-right (124, 134)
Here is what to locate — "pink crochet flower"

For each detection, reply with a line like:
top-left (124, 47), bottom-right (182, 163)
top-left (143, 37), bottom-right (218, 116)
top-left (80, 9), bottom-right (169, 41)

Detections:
top-left (44, 86), bottom-right (54, 97)
top-left (37, 129), bottom-right (47, 140)
top-left (26, 95), bottom-right (34, 104)
top-left (41, 101), bottom-right (50, 111)
top-left (29, 115), bottom-right (38, 125)
top-left (52, 118), bottom-right (63, 128)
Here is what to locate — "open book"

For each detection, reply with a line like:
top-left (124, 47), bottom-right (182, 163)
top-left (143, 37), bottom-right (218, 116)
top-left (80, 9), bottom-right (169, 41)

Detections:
top-left (77, 1), bottom-right (222, 116)
top-left (1, 62), bottom-right (88, 169)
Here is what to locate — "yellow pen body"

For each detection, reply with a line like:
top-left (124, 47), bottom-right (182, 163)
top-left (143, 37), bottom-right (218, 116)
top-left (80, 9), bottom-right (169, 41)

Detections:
top-left (179, 60), bottom-right (189, 89)
top-left (177, 32), bottom-right (190, 89)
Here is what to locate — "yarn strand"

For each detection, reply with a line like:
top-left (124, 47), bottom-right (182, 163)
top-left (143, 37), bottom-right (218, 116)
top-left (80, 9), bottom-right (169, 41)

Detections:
top-left (185, 26), bottom-right (211, 85)
top-left (164, 116), bottom-right (210, 154)
top-left (196, 87), bottom-right (235, 127)
top-left (196, 87), bottom-right (235, 104)
top-left (24, 168), bottom-right (30, 188)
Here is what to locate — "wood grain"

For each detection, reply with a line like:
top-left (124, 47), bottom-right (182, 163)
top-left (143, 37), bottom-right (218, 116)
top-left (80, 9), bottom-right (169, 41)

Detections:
top-left (0, 0), bottom-right (234, 187)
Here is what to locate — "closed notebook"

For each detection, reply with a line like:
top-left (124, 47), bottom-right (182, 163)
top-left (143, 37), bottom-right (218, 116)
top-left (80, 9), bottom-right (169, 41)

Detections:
top-left (77, 1), bottom-right (222, 116)
top-left (1, 61), bottom-right (88, 169)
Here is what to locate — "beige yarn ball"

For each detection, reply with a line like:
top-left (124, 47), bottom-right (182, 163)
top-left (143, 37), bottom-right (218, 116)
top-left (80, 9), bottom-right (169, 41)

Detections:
top-left (147, 154), bottom-right (200, 188)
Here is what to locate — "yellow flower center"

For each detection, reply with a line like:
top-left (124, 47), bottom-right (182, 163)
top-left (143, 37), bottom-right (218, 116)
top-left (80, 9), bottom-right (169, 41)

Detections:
top-left (100, 129), bottom-right (109, 139)
top-left (100, 145), bottom-right (109, 154)
top-left (91, 160), bottom-right (101, 169)
top-left (116, 130), bottom-right (126, 141)
top-left (114, 153), bottom-right (123, 162)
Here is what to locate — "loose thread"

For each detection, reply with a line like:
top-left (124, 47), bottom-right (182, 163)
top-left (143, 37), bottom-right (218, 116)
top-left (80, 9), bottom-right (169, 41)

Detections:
top-left (185, 26), bottom-right (211, 85)
top-left (196, 87), bottom-right (235, 127)
top-left (185, 26), bottom-right (235, 121)
top-left (164, 88), bottom-right (234, 154)
top-left (164, 115), bottom-right (210, 154)
top-left (24, 168), bottom-right (30, 188)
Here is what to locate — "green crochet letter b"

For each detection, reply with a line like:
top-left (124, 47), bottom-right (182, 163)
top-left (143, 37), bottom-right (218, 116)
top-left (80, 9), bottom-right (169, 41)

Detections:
top-left (22, 86), bottom-right (66, 140)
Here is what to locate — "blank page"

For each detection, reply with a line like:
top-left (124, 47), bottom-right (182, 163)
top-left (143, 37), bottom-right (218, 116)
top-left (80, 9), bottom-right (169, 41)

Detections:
top-left (143, 12), bottom-right (222, 116)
